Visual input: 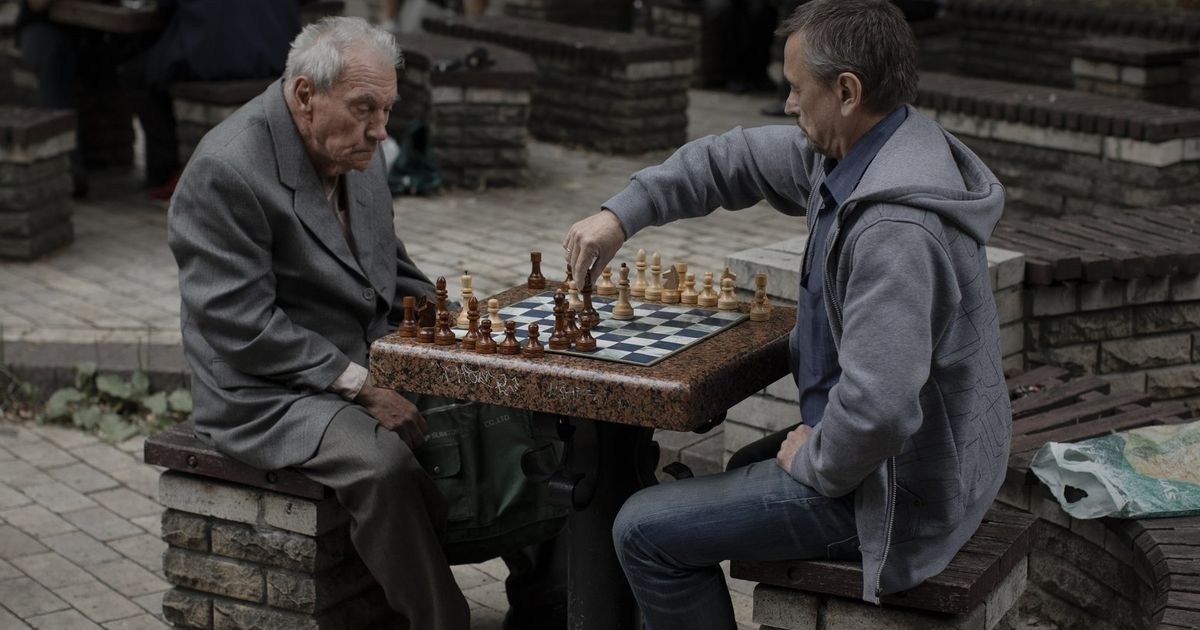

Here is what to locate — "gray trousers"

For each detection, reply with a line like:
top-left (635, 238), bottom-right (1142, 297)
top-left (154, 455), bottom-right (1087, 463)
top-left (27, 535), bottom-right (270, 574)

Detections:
top-left (297, 405), bottom-right (470, 630)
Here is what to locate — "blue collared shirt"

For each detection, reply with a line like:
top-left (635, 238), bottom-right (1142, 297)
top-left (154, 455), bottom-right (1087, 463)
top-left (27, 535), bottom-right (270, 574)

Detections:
top-left (795, 106), bottom-right (908, 427)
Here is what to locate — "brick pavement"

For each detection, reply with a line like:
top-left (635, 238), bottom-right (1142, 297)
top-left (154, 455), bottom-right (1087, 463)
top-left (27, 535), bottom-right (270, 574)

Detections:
top-left (0, 88), bottom-right (795, 628)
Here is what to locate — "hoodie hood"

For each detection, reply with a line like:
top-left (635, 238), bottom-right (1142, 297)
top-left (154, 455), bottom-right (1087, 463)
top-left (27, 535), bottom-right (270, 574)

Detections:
top-left (845, 105), bottom-right (1004, 246)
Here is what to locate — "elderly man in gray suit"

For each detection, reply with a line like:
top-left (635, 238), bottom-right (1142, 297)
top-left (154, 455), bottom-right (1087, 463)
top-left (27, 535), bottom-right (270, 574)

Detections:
top-left (168, 17), bottom-right (521, 630)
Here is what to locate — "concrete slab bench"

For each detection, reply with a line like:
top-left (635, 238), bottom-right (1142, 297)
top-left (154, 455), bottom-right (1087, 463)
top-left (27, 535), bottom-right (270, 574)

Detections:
top-left (916, 71), bottom-right (1200, 216)
top-left (144, 422), bottom-right (402, 629)
top-left (0, 106), bottom-right (76, 259)
top-left (424, 14), bottom-right (693, 154)
top-left (170, 79), bottom-right (276, 166)
top-left (390, 31), bottom-right (536, 189)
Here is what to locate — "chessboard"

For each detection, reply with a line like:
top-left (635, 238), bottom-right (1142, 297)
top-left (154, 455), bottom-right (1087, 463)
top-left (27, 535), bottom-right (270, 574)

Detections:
top-left (458, 291), bottom-right (748, 366)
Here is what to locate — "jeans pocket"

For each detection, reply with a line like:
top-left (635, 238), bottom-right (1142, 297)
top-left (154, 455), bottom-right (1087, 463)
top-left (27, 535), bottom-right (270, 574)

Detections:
top-left (826, 534), bottom-right (861, 561)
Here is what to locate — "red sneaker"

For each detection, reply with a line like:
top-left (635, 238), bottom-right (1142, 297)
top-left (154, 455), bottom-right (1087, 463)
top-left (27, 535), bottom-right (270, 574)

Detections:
top-left (148, 170), bottom-right (181, 201)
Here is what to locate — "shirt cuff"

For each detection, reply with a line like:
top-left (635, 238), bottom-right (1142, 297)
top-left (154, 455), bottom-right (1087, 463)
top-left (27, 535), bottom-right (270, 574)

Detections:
top-left (329, 362), bottom-right (368, 401)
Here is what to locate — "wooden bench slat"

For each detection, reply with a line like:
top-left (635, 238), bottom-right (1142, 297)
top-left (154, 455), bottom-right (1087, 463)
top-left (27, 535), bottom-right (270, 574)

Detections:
top-left (998, 223), bottom-right (1114, 282)
top-left (1148, 529), bottom-right (1200, 546)
top-left (1006, 365), bottom-right (1070, 394)
top-left (144, 422), bottom-right (327, 500)
top-left (1010, 402), bottom-right (1189, 454)
top-left (1012, 391), bottom-right (1151, 438)
top-left (1162, 606), bottom-right (1200, 628)
top-left (1038, 218), bottom-right (1154, 280)
top-left (1011, 376), bottom-right (1111, 420)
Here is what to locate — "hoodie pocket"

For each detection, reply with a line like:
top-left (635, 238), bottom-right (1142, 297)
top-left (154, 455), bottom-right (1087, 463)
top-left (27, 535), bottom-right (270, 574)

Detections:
top-left (892, 482), bottom-right (923, 542)
top-left (826, 534), bottom-right (861, 561)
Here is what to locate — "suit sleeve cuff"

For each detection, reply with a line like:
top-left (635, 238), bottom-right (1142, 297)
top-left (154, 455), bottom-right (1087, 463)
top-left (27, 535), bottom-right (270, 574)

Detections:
top-left (328, 361), bottom-right (368, 401)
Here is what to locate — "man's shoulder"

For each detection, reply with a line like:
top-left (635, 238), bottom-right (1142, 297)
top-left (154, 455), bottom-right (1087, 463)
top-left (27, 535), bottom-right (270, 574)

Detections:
top-left (191, 97), bottom-right (274, 171)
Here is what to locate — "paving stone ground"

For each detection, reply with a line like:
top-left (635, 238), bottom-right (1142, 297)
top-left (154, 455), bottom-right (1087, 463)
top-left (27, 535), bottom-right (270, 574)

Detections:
top-left (0, 88), bottom-right (796, 629)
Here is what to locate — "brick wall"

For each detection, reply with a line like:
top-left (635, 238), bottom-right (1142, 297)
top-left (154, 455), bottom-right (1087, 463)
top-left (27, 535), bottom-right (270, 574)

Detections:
top-left (1024, 274), bottom-right (1200, 409)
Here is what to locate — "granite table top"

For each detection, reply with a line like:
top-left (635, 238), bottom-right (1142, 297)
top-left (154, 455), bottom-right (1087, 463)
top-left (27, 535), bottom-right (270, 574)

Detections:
top-left (371, 285), bottom-right (795, 432)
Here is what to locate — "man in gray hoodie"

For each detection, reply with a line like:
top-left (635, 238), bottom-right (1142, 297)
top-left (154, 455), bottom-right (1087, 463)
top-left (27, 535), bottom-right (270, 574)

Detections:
top-left (562, 1), bottom-right (1012, 627)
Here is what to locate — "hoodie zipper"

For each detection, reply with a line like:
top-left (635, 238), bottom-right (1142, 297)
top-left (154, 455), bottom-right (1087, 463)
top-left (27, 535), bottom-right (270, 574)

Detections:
top-left (875, 457), bottom-right (898, 598)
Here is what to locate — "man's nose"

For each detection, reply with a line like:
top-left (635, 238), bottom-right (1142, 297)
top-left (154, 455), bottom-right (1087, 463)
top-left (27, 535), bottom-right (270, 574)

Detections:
top-left (784, 94), bottom-right (800, 117)
top-left (366, 111), bottom-right (389, 142)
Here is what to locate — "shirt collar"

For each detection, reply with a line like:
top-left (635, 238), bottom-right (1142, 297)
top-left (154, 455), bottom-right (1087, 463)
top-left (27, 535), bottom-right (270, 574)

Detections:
top-left (820, 106), bottom-right (908, 209)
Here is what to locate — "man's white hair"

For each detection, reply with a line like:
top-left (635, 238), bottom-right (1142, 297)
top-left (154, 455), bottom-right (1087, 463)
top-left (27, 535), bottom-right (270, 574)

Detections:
top-left (283, 16), bottom-right (402, 92)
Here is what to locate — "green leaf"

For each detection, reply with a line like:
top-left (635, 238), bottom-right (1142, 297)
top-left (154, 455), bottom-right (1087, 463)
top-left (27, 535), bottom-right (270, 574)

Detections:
top-left (72, 405), bottom-right (103, 430)
top-left (167, 389), bottom-right (192, 414)
top-left (95, 374), bottom-right (134, 401)
top-left (44, 388), bottom-right (86, 420)
top-left (130, 371), bottom-right (150, 397)
top-left (142, 391), bottom-right (168, 416)
top-left (74, 362), bottom-right (97, 390)
top-left (99, 414), bottom-right (139, 444)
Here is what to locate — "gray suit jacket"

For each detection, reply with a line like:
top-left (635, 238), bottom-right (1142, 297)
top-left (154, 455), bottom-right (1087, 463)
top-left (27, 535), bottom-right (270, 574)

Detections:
top-left (167, 80), bottom-right (434, 471)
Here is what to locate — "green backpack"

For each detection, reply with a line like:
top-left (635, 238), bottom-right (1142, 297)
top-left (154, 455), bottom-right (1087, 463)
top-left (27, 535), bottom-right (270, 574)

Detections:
top-left (406, 394), bottom-right (569, 564)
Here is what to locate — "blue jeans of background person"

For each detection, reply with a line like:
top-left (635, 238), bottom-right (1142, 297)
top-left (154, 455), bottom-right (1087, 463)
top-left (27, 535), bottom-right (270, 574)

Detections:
top-left (612, 457), bottom-right (858, 630)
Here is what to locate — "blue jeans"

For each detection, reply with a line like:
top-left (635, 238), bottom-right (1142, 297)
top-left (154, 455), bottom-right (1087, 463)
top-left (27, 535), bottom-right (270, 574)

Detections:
top-left (612, 458), bottom-right (858, 630)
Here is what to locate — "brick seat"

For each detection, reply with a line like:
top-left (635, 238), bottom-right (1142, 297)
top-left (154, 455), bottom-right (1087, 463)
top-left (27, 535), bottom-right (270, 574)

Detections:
top-left (424, 15), bottom-right (694, 154)
top-left (171, 78), bottom-right (276, 166)
top-left (390, 31), bottom-right (536, 189)
top-left (916, 72), bottom-right (1200, 216)
top-left (998, 366), bottom-right (1198, 630)
top-left (0, 106), bottom-right (76, 259)
top-left (144, 421), bottom-right (402, 629)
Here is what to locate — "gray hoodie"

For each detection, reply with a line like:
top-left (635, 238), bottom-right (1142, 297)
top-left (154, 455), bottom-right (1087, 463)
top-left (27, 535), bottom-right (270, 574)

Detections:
top-left (604, 106), bottom-right (1012, 602)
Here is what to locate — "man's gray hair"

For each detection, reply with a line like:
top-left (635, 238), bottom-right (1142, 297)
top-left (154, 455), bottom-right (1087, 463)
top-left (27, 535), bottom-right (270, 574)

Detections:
top-left (777, 0), bottom-right (918, 114)
top-left (284, 16), bottom-right (403, 92)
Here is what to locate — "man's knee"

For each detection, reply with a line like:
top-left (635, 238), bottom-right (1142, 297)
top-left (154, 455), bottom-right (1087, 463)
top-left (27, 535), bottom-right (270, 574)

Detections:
top-left (612, 487), bottom-right (672, 564)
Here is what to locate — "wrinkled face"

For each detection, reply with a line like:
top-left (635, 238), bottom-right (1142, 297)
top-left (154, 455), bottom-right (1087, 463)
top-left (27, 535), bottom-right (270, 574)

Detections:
top-left (782, 33), bottom-right (843, 158)
top-left (302, 48), bottom-right (396, 176)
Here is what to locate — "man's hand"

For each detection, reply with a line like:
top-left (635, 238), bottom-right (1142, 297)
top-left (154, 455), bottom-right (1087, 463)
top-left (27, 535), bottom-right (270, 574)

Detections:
top-left (354, 373), bottom-right (429, 449)
top-left (563, 209), bottom-right (626, 288)
top-left (776, 424), bottom-right (813, 474)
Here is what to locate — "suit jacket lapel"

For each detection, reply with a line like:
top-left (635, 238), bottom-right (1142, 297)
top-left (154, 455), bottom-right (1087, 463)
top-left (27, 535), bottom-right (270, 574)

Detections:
top-left (346, 170), bottom-right (385, 293)
top-left (264, 81), bottom-right (366, 279)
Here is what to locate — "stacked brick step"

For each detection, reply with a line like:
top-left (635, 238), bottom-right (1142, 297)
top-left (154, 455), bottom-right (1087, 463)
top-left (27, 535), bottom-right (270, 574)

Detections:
top-left (424, 15), bottom-right (693, 154)
top-left (146, 423), bottom-right (401, 629)
top-left (916, 72), bottom-right (1200, 216)
top-left (391, 32), bottom-right (536, 189)
top-left (501, 0), bottom-right (633, 32)
top-left (0, 50), bottom-right (38, 107)
top-left (0, 107), bottom-right (76, 259)
top-left (1071, 37), bottom-right (1198, 106)
top-left (171, 79), bottom-right (275, 167)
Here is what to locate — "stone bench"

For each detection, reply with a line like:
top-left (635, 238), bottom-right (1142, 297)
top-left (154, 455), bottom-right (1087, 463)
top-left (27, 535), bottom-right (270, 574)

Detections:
top-left (424, 15), bottom-right (693, 154)
top-left (144, 422), bottom-right (402, 629)
top-left (0, 106), bottom-right (76, 259)
top-left (997, 366), bottom-right (1198, 630)
top-left (1072, 36), bottom-right (1198, 106)
top-left (391, 31), bottom-right (536, 189)
top-left (915, 71), bottom-right (1200, 216)
top-left (733, 504), bottom-right (1037, 630)
top-left (170, 79), bottom-right (276, 166)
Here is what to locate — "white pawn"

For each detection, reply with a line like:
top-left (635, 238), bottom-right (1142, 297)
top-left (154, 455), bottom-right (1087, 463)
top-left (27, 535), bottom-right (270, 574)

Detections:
top-left (488, 298), bottom-right (503, 327)
top-left (697, 271), bottom-right (719, 308)
top-left (681, 272), bottom-right (698, 305)
top-left (597, 266), bottom-right (617, 296)
top-left (568, 280), bottom-right (584, 313)
top-left (456, 270), bottom-right (474, 328)
top-left (717, 277), bottom-right (739, 311)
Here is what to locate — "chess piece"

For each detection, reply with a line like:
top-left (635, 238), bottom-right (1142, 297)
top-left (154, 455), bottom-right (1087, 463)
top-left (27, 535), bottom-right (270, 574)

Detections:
top-left (645, 252), bottom-right (663, 301)
top-left (681, 273), bottom-right (698, 305)
top-left (565, 264), bottom-right (574, 290)
top-left (397, 295), bottom-right (418, 337)
top-left (722, 267), bottom-right (737, 285)
top-left (462, 297), bottom-right (480, 350)
top-left (661, 261), bottom-right (684, 304)
top-left (565, 306), bottom-right (580, 342)
top-left (498, 321), bottom-right (521, 355)
top-left (522, 323), bottom-right (545, 357)
top-left (456, 270), bottom-right (474, 328)
top-left (750, 289), bottom-right (770, 322)
top-left (435, 311), bottom-right (457, 345)
top-left (596, 266), bottom-right (617, 296)
top-left (435, 276), bottom-right (448, 315)
top-left (527, 251), bottom-right (546, 290)
top-left (549, 292), bottom-right (571, 350)
top-left (581, 273), bottom-right (599, 328)
top-left (717, 277), bottom-right (739, 311)
top-left (476, 319), bottom-right (497, 354)
top-left (632, 248), bottom-right (647, 298)
top-left (755, 272), bottom-right (772, 314)
top-left (488, 298), bottom-right (503, 327)
top-left (612, 265), bottom-right (635, 321)
top-left (697, 272), bottom-right (719, 307)
top-left (416, 296), bottom-right (436, 342)
top-left (568, 281), bottom-right (584, 313)
top-left (575, 314), bottom-right (597, 352)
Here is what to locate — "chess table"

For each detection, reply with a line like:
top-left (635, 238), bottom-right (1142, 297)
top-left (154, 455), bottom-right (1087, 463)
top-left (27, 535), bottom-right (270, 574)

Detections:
top-left (371, 284), bottom-right (795, 629)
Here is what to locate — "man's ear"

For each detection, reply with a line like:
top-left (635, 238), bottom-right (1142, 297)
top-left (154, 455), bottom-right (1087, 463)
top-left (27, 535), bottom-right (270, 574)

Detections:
top-left (836, 72), bottom-right (863, 116)
top-left (291, 77), bottom-right (316, 117)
